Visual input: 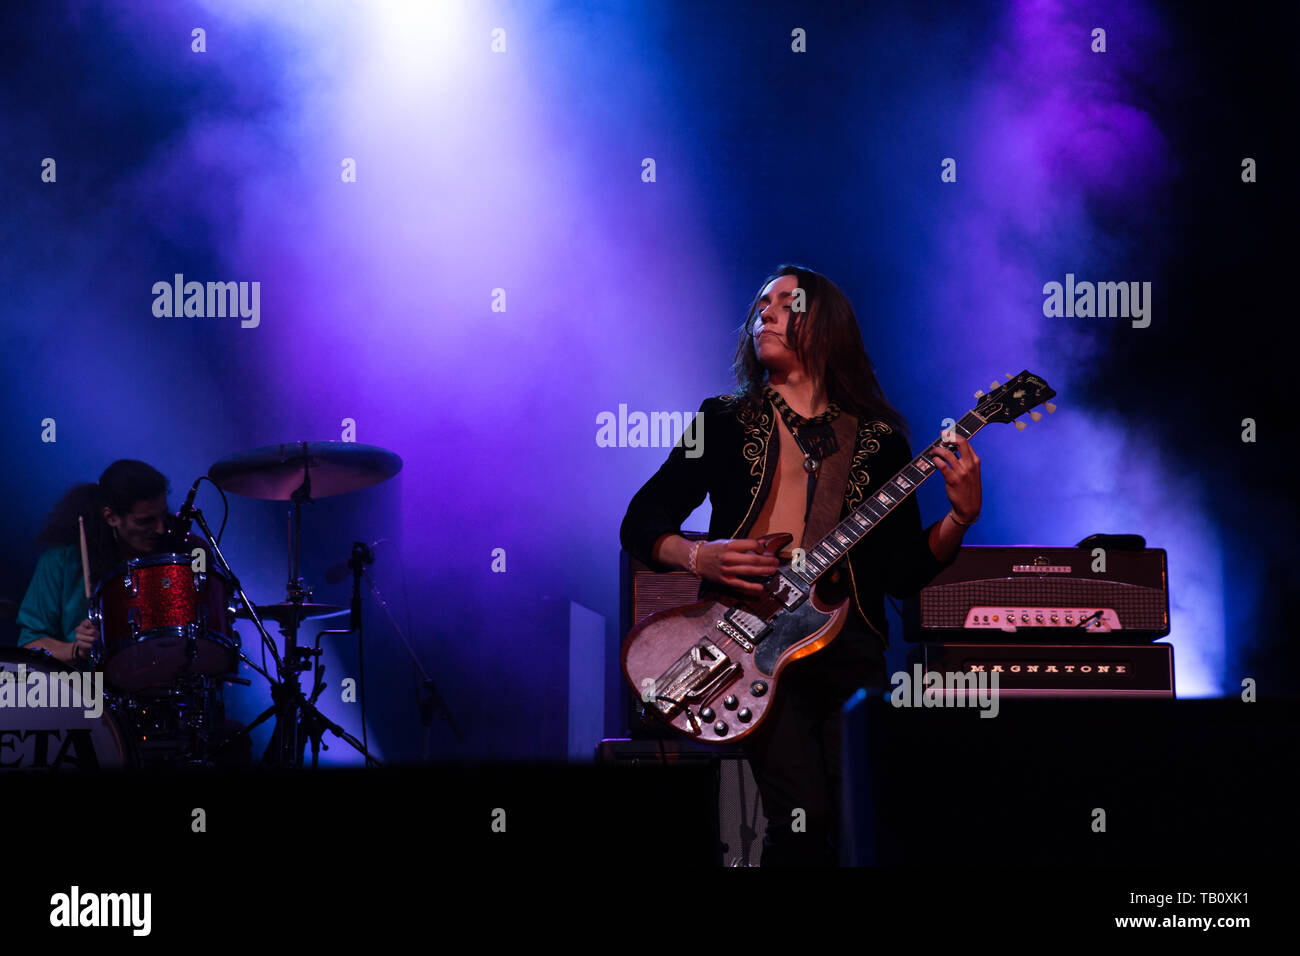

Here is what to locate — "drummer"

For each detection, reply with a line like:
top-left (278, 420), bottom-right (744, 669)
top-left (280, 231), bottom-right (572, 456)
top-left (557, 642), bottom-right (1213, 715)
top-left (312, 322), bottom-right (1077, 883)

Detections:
top-left (15, 460), bottom-right (171, 663)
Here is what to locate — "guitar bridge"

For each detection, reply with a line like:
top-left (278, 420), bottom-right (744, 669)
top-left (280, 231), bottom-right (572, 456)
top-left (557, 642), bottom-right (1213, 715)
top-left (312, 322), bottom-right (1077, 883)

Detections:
top-left (649, 638), bottom-right (739, 719)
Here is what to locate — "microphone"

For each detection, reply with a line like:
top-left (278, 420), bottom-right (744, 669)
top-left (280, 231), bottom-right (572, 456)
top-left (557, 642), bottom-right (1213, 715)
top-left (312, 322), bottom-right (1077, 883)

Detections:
top-left (325, 539), bottom-right (386, 584)
top-left (169, 476), bottom-right (203, 547)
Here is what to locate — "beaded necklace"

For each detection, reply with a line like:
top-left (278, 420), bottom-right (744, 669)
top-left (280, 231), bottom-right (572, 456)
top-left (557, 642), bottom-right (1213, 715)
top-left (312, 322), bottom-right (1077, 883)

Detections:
top-left (762, 385), bottom-right (841, 475)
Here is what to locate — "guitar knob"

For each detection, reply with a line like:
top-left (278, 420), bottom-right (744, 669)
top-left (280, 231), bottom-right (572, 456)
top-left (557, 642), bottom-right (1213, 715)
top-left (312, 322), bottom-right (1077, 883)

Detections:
top-left (700, 706), bottom-right (715, 721)
top-left (750, 681), bottom-right (767, 697)
top-left (738, 708), bottom-right (752, 722)
top-left (723, 695), bottom-right (738, 710)
top-left (713, 721), bottom-right (729, 736)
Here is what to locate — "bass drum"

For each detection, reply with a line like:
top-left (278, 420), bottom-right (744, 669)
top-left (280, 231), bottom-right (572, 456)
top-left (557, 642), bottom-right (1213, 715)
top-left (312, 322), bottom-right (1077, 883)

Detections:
top-left (0, 648), bottom-right (131, 771)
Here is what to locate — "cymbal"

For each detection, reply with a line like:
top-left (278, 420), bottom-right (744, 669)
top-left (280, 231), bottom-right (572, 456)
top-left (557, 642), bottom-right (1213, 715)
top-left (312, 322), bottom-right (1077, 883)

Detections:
top-left (209, 442), bottom-right (402, 500)
top-left (235, 602), bottom-right (348, 626)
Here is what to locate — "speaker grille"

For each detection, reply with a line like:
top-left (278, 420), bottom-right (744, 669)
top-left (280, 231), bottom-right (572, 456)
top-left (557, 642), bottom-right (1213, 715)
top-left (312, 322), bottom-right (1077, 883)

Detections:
top-left (631, 572), bottom-right (703, 624)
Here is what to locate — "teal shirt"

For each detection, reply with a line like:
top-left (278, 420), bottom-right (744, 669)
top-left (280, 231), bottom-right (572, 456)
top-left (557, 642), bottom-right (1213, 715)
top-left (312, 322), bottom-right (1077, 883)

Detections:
top-left (15, 545), bottom-right (89, 647)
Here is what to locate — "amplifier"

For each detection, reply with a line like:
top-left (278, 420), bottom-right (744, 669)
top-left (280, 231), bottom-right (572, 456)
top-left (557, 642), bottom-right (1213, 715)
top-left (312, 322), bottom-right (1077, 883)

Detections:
top-left (619, 533), bottom-right (708, 738)
top-left (905, 544), bottom-right (1169, 642)
top-left (907, 642), bottom-right (1175, 698)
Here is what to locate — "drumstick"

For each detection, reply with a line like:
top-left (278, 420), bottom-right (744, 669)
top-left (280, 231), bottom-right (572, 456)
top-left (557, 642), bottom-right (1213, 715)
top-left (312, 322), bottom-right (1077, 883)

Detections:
top-left (78, 515), bottom-right (92, 599)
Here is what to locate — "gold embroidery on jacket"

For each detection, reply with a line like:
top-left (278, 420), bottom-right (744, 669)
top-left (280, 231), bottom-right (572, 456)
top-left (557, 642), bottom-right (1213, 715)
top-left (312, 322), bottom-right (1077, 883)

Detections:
top-left (731, 398), bottom-right (775, 536)
top-left (843, 420), bottom-right (893, 510)
top-left (842, 420), bottom-right (894, 645)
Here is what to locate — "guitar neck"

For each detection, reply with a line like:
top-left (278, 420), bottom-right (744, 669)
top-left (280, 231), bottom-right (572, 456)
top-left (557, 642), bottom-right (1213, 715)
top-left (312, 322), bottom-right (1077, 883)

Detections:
top-left (786, 409), bottom-right (987, 587)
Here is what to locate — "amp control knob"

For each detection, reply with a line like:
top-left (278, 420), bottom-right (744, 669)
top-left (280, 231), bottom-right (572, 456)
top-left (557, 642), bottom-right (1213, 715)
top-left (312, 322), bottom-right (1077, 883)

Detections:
top-left (700, 706), bottom-right (714, 721)
top-left (713, 721), bottom-right (729, 736)
top-left (737, 708), bottom-right (752, 722)
top-left (723, 695), bottom-right (739, 710)
top-left (750, 681), bottom-right (768, 696)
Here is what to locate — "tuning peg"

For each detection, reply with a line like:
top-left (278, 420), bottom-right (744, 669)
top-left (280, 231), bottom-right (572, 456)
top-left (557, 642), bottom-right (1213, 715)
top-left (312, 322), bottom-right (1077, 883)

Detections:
top-left (974, 389), bottom-right (985, 398)
top-left (1005, 373), bottom-right (1013, 380)
top-left (990, 380), bottom-right (1000, 390)
top-left (1014, 420), bottom-right (1026, 431)
top-left (1030, 410), bottom-right (1042, 422)
top-left (1045, 402), bottom-right (1057, 414)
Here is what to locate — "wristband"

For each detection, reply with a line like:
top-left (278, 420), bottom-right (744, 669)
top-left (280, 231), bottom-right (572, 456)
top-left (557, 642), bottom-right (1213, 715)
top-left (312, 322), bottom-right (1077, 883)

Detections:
top-left (687, 541), bottom-right (702, 577)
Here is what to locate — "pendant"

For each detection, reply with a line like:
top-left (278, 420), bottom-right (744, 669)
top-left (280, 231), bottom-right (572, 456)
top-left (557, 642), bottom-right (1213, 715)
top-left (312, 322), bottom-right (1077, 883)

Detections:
top-left (803, 455), bottom-right (819, 474)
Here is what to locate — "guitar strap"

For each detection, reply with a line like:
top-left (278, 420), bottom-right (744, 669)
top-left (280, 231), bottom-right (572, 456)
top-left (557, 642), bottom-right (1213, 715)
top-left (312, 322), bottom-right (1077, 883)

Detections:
top-left (801, 410), bottom-right (859, 547)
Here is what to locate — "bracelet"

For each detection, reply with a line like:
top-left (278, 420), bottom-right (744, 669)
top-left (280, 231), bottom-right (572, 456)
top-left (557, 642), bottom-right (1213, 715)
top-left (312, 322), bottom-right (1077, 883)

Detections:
top-left (687, 541), bottom-right (702, 577)
top-left (948, 509), bottom-right (979, 528)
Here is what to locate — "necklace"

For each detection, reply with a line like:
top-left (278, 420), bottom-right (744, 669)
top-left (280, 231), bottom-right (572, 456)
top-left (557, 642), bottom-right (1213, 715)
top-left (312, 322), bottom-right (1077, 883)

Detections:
top-left (763, 385), bottom-right (841, 475)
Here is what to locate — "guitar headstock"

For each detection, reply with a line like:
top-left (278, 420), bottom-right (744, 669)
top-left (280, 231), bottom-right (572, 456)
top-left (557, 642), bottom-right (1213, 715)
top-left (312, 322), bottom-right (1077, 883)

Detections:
top-left (974, 370), bottom-right (1057, 429)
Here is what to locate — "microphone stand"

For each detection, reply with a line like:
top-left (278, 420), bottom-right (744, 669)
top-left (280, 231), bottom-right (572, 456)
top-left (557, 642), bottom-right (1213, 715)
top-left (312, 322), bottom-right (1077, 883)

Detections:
top-left (360, 567), bottom-right (461, 752)
top-left (317, 543), bottom-right (462, 762)
top-left (317, 542), bottom-right (380, 767)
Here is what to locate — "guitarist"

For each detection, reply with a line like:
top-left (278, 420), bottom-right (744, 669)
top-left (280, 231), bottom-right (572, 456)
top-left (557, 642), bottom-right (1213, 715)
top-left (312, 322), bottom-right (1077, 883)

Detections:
top-left (620, 264), bottom-right (982, 867)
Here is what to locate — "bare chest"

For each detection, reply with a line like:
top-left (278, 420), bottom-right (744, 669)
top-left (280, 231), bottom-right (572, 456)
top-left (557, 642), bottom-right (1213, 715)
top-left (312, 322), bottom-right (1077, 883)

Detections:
top-left (748, 418), bottom-right (810, 548)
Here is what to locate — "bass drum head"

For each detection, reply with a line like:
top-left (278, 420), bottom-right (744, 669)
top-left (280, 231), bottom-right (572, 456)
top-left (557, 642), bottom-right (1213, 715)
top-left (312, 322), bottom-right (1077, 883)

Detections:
top-left (0, 648), bottom-right (131, 771)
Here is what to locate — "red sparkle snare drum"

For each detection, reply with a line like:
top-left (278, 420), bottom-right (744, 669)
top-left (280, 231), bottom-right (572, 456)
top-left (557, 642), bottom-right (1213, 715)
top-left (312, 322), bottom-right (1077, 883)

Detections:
top-left (91, 553), bottom-right (240, 692)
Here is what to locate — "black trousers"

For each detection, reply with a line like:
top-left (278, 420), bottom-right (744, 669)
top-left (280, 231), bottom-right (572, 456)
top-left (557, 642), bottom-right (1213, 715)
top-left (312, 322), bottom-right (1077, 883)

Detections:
top-left (741, 620), bottom-right (886, 867)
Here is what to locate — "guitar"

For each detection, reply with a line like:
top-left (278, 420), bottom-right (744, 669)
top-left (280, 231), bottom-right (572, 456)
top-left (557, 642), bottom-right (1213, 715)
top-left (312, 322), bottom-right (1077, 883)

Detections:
top-left (621, 370), bottom-right (1056, 742)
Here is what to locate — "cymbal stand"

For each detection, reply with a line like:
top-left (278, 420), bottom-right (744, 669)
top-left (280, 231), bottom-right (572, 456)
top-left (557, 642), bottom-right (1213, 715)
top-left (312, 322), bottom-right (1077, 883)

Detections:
top-left (187, 492), bottom-right (379, 768)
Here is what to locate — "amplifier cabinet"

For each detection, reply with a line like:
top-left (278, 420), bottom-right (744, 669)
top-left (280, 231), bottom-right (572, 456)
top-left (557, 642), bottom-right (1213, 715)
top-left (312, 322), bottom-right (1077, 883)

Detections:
top-left (907, 642), bottom-right (1175, 698)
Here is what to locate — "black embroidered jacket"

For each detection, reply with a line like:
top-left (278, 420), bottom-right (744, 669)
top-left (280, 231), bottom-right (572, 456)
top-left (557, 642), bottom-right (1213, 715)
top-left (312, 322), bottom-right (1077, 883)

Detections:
top-left (619, 394), bottom-right (954, 648)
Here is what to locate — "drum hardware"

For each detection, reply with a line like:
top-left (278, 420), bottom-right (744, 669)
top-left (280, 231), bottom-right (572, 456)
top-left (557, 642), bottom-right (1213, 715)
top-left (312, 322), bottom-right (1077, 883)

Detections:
top-left (205, 441), bottom-right (403, 769)
top-left (234, 601), bottom-right (348, 628)
top-left (86, 604), bottom-right (104, 669)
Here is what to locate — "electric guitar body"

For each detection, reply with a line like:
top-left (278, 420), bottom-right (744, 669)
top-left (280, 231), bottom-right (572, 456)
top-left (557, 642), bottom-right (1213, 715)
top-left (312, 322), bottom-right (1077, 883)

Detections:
top-left (622, 531), bottom-right (855, 742)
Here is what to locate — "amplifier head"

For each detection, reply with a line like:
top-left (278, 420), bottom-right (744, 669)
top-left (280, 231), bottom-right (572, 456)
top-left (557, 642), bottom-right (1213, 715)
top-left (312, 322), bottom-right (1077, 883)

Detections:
top-left (905, 545), bottom-right (1169, 643)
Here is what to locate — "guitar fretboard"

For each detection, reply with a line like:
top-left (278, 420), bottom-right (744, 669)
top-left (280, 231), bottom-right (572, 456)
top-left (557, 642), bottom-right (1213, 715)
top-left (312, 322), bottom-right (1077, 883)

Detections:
top-left (783, 409), bottom-right (986, 589)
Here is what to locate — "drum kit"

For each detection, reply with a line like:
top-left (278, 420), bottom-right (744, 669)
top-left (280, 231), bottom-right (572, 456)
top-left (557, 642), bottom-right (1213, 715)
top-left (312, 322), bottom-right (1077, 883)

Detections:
top-left (1, 440), bottom-right (456, 772)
